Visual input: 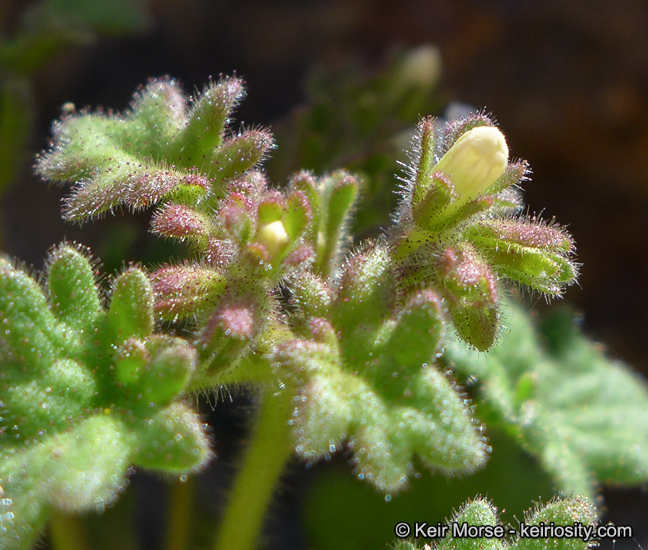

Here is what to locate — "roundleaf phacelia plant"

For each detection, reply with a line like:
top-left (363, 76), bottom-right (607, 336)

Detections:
top-left (0, 72), bottom-right (641, 550)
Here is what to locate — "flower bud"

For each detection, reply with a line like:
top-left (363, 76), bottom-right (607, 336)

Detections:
top-left (435, 126), bottom-right (508, 205)
top-left (255, 220), bottom-right (290, 259)
top-left (197, 300), bottom-right (259, 369)
top-left (150, 265), bottom-right (224, 322)
top-left (439, 246), bottom-right (500, 351)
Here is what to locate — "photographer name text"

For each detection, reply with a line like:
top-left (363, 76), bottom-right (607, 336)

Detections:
top-left (393, 521), bottom-right (633, 541)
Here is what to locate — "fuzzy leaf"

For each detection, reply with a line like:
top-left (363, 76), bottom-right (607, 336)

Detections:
top-left (444, 301), bottom-right (648, 500)
top-left (168, 77), bottom-right (244, 163)
top-left (435, 498), bottom-right (504, 550)
top-left (0, 245), bottom-right (211, 550)
top-left (276, 244), bottom-right (487, 493)
top-left (36, 77), bottom-right (271, 221)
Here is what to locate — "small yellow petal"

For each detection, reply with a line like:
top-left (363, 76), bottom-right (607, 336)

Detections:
top-left (256, 220), bottom-right (290, 258)
top-left (435, 126), bottom-right (508, 203)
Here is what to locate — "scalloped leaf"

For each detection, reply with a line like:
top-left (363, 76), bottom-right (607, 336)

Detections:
top-left (0, 245), bottom-right (211, 550)
top-left (36, 77), bottom-right (273, 221)
top-left (274, 244), bottom-right (487, 493)
top-left (443, 301), bottom-right (648, 501)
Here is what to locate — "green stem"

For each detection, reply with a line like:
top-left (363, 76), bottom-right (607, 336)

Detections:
top-left (213, 384), bottom-right (294, 550)
top-left (49, 509), bottom-right (91, 550)
top-left (165, 476), bottom-right (196, 550)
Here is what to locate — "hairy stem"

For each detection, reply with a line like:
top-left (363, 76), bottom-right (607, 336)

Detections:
top-left (213, 384), bottom-right (294, 550)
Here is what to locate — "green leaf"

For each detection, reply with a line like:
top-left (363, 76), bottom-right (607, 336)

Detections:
top-left (0, 245), bottom-right (211, 550)
top-left (108, 268), bottom-right (154, 341)
top-left (47, 244), bottom-right (101, 329)
top-left (275, 244), bottom-right (486, 493)
top-left (36, 77), bottom-right (272, 221)
top-left (436, 498), bottom-right (504, 550)
top-left (444, 300), bottom-right (648, 500)
top-left (512, 496), bottom-right (597, 550)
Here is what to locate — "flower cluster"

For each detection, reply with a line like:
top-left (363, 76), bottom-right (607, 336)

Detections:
top-left (393, 115), bottom-right (577, 349)
top-left (32, 78), bottom-right (578, 498)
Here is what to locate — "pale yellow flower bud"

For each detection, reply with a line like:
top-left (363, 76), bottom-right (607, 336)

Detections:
top-left (435, 126), bottom-right (508, 204)
top-left (256, 220), bottom-right (290, 258)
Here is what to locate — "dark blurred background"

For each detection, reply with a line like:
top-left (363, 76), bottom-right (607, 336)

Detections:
top-left (1, 1), bottom-right (647, 549)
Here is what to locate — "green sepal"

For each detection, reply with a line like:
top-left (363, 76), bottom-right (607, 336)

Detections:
top-left (442, 112), bottom-right (494, 148)
top-left (426, 195), bottom-right (494, 231)
top-left (410, 116), bottom-right (439, 205)
top-left (482, 247), bottom-right (572, 296)
top-left (438, 245), bottom-right (500, 351)
top-left (451, 303), bottom-right (499, 353)
top-left (465, 219), bottom-right (574, 254)
top-left (297, 171), bottom-right (359, 277)
top-left (484, 160), bottom-right (527, 196)
top-left (220, 193), bottom-right (255, 245)
top-left (325, 172), bottom-right (359, 245)
top-left (411, 171), bottom-right (456, 229)
top-left (290, 171), bottom-right (320, 221)
top-left (283, 190), bottom-right (312, 241)
top-left (196, 299), bottom-right (259, 371)
top-left (257, 198), bottom-right (285, 225)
